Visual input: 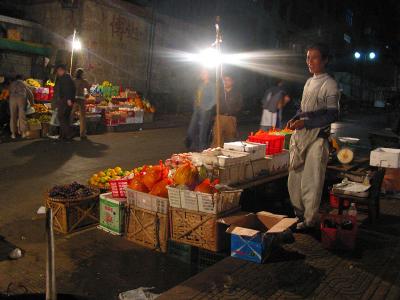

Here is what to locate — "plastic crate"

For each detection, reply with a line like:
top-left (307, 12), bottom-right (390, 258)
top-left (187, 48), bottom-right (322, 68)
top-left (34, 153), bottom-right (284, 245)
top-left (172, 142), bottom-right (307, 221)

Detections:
top-left (329, 192), bottom-right (350, 209)
top-left (321, 214), bottom-right (357, 250)
top-left (197, 248), bottom-right (227, 270)
top-left (126, 187), bottom-right (168, 214)
top-left (167, 240), bottom-right (198, 264)
top-left (109, 179), bottom-right (131, 198)
top-left (247, 134), bottom-right (284, 155)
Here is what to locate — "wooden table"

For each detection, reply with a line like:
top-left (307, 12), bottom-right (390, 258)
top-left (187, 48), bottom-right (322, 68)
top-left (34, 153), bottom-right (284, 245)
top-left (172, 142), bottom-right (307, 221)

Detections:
top-left (327, 158), bottom-right (385, 223)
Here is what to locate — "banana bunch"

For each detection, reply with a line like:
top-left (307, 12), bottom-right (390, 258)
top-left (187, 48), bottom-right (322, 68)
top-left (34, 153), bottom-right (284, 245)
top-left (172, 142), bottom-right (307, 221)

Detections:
top-left (46, 80), bottom-right (55, 87)
top-left (101, 80), bottom-right (112, 87)
top-left (25, 78), bottom-right (41, 88)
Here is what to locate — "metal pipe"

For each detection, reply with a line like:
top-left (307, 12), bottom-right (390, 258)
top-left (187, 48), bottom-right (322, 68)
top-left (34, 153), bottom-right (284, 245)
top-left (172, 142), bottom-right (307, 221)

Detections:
top-left (70, 29), bottom-right (76, 75)
top-left (215, 16), bottom-right (222, 147)
top-left (46, 208), bottom-right (57, 300)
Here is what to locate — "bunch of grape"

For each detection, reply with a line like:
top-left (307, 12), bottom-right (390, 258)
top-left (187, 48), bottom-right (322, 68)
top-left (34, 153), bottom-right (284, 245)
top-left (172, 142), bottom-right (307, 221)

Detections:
top-left (49, 182), bottom-right (94, 199)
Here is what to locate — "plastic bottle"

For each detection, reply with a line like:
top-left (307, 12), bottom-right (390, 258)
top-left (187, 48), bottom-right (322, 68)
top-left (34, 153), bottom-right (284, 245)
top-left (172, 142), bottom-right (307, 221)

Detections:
top-left (348, 203), bottom-right (357, 217)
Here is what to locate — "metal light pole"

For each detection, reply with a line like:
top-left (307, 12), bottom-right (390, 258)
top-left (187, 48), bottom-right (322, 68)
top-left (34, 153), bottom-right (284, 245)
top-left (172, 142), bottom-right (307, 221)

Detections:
top-left (70, 29), bottom-right (77, 75)
top-left (215, 16), bottom-right (222, 147)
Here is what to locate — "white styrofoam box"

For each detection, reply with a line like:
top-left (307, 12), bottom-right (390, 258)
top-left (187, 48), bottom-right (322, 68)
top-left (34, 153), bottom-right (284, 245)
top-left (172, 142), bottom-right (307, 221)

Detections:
top-left (126, 187), bottom-right (168, 214)
top-left (370, 148), bottom-right (400, 168)
top-left (245, 158), bottom-right (269, 180)
top-left (180, 190), bottom-right (199, 211)
top-left (192, 149), bottom-right (250, 167)
top-left (167, 186), bottom-right (182, 208)
top-left (224, 141), bottom-right (266, 161)
top-left (265, 150), bottom-right (289, 174)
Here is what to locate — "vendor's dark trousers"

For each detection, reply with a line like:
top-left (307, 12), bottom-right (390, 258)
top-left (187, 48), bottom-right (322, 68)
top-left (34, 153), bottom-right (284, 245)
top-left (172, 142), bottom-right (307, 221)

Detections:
top-left (187, 109), bottom-right (212, 151)
top-left (57, 102), bottom-right (73, 140)
top-left (70, 98), bottom-right (86, 137)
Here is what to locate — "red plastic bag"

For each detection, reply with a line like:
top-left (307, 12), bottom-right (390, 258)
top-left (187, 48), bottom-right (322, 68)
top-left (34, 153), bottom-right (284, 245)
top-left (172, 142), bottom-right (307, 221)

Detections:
top-left (194, 179), bottom-right (219, 194)
top-left (149, 178), bottom-right (172, 198)
top-left (142, 161), bottom-right (168, 190)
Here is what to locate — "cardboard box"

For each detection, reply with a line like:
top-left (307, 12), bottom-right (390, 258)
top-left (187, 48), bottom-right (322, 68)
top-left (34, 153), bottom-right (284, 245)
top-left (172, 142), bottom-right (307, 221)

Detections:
top-left (223, 141), bottom-right (266, 161)
top-left (99, 193), bottom-right (126, 235)
top-left (26, 129), bottom-right (41, 139)
top-left (225, 211), bottom-right (297, 263)
top-left (370, 148), bottom-right (400, 168)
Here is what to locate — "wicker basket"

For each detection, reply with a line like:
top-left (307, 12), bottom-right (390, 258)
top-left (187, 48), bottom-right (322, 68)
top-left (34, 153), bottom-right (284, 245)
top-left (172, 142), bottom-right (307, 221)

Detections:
top-left (170, 207), bottom-right (236, 252)
top-left (45, 188), bottom-right (100, 234)
top-left (126, 205), bottom-right (168, 253)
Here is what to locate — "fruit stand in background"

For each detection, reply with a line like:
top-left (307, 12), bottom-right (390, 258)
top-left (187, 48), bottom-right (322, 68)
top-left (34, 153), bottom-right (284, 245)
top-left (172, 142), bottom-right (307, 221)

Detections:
top-left (25, 78), bottom-right (157, 136)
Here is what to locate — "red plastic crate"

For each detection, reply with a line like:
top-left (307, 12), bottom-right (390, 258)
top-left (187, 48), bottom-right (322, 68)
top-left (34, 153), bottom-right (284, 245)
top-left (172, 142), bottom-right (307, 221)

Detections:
top-left (321, 214), bottom-right (357, 250)
top-left (329, 192), bottom-right (350, 209)
top-left (247, 134), bottom-right (284, 155)
top-left (109, 179), bottom-right (131, 198)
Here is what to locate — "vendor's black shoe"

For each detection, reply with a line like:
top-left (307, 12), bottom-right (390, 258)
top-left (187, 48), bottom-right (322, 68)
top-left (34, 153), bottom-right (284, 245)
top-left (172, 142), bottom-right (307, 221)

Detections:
top-left (80, 136), bottom-right (88, 141)
top-left (295, 222), bottom-right (314, 233)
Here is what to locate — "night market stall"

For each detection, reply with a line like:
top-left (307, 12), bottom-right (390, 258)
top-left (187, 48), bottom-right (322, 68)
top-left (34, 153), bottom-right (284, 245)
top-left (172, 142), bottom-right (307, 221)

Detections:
top-left (44, 124), bottom-right (395, 268)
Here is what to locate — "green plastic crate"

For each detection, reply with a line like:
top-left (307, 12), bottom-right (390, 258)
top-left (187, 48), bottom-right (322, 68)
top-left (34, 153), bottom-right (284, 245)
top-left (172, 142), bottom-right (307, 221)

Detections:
top-left (167, 240), bottom-right (198, 264)
top-left (99, 193), bottom-right (126, 235)
top-left (197, 248), bottom-right (227, 271)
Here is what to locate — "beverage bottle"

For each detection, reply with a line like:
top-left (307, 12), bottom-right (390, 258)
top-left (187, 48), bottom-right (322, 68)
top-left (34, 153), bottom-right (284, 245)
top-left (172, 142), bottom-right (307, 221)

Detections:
top-left (348, 203), bottom-right (357, 218)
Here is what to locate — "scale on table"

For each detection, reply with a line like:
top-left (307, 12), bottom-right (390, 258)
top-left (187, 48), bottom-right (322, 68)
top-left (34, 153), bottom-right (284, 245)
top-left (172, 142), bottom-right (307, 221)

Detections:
top-left (332, 137), bottom-right (360, 165)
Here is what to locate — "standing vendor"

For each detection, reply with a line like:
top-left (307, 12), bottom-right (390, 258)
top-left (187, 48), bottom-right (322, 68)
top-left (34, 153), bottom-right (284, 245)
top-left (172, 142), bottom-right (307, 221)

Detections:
top-left (212, 73), bottom-right (243, 147)
top-left (287, 43), bottom-right (340, 231)
top-left (186, 69), bottom-right (216, 151)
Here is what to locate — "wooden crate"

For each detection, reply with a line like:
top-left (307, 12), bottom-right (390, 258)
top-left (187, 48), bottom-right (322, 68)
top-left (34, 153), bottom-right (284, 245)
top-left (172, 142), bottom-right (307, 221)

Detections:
top-left (170, 207), bottom-right (234, 252)
top-left (126, 205), bottom-right (168, 253)
top-left (45, 194), bottom-right (100, 234)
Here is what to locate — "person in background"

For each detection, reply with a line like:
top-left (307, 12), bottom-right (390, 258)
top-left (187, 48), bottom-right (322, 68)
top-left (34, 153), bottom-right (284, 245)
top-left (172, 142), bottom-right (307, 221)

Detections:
top-left (212, 73), bottom-right (243, 147)
top-left (9, 75), bottom-right (33, 139)
top-left (53, 64), bottom-right (76, 141)
top-left (287, 43), bottom-right (340, 231)
top-left (0, 79), bottom-right (10, 132)
top-left (186, 69), bottom-right (216, 151)
top-left (72, 68), bottom-right (90, 140)
top-left (260, 79), bottom-right (290, 130)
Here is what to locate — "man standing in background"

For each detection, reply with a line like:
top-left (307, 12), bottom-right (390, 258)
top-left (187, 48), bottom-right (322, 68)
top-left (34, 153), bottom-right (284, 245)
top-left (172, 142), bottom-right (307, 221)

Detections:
top-left (260, 79), bottom-right (290, 130)
top-left (186, 69), bottom-right (216, 151)
top-left (212, 73), bottom-right (243, 147)
top-left (54, 64), bottom-right (76, 141)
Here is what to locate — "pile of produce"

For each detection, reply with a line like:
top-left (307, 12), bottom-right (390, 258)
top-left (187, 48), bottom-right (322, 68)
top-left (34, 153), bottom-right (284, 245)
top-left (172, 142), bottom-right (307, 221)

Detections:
top-left (89, 167), bottom-right (132, 189)
top-left (129, 161), bottom-right (171, 198)
top-left (25, 78), bottom-right (41, 88)
top-left (27, 118), bottom-right (41, 126)
top-left (45, 80), bottom-right (55, 87)
top-left (169, 161), bottom-right (220, 195)
top-left (33, 103), bottom-right (49, 113)
top-left (165, 153), bottom-right (192, 172)
top-left (0, 89), bottom-right (9, 100)
top-left (38, 114), bottom-right (51, 123)
top-left (49, 182), bottom-right (95, 199)
top-left (253, 128), bottom-right (293, 136)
